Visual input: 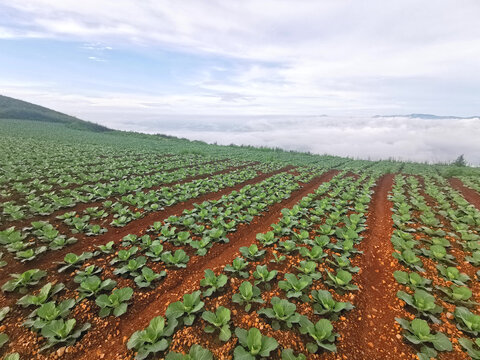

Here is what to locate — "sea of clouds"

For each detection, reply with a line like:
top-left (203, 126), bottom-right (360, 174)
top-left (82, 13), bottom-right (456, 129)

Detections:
top-left (105, 115), bottom-right (480, 165)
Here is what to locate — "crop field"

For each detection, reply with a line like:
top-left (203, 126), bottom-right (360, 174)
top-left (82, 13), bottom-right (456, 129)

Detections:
top-left (1, 120), bottom-right (480, 360)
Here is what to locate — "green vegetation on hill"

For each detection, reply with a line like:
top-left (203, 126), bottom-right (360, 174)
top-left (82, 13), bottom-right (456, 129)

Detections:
top-left (0, 95), bottom-right (478, 175)
top-left (0, 94), bottom-right (110, 132)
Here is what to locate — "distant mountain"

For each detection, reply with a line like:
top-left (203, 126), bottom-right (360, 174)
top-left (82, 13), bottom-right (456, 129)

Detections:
top-left (374, 113), bottom-right (479, 120)
top-left (0, 94), bottom-right (111, 132)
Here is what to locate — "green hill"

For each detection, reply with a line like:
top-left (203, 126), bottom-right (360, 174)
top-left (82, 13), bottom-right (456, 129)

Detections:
top-left (0, 94), bottom-right (111, 132)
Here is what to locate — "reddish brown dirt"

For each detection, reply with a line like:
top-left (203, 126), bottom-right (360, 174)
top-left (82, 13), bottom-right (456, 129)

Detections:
top-left (73, 170), bottom-right (339, 360)
top-left (449, 178), bottom-right (480, 210)
top-left (338, 174), bottom-right (414, 360)
top-left (0, 167), bottom-right (290, 278)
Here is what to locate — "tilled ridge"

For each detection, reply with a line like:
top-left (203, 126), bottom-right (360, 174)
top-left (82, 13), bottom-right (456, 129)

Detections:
top-left (338, 174), bottom-right (413, 360)
top-left (0, 166), bottom-right (291, 278)
top-left (74, 170), bottom-right (339, 360)
top-left (0, 163), bottom-right (252, 232)
top-left (449, 177), bottom-right (480, 210)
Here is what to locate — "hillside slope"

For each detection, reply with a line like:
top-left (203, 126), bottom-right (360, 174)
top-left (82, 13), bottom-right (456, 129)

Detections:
top-left (0, 94), bottom-right (110, 132)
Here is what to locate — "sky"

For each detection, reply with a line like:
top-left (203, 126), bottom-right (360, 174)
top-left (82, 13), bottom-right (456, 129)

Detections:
top-left (1, 1), bottom-right (480, 163)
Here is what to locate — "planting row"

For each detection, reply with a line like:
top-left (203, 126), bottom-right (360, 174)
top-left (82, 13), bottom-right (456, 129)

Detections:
top-left (121, 171), bottom-right (378, 359)
top-left (0, 165), bottom-right (286, 267)
top-left (390, 174), bottom-right (480, 360)
top-left (0, 166), bottom-right (329, 358)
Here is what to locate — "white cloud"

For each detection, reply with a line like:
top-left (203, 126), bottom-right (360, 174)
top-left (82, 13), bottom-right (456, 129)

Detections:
top-left (2, 1), bottom-right (480, 116)
top-left (87, 56), bottom-right (106, 62)
top-left (159, 116), bottom-right (480, 165)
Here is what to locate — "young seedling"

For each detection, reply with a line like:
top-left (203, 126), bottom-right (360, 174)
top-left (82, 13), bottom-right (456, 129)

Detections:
top-left (2, 269), bottom-right (46, 294)
top-left (24, 299), bottom-right (76, 330)
top-left (295, 261), bottom-right (322, 280)
top-left (40, 318), bottom-right (91, 350)
top-left (127, 316), bottom-right (178, 360)
top-left (49, 236), bottom-right (77, 251)
top-left (17, 282), bottom-right (65, 307)
top-left (239, 244), bottom-right (266, 260)
top-left (110, 247), bottom-right (139, 265)
top-left (435, 284), bottom-right (478, 307)
top-left (454, 307), bottom-right (480, 336)
top-left (77, 275), bottom-right (117, 299)
top-left (393, 249), bottom-right (424, 272)
top-left (310, 290), bottom-right (354, 317)
top-left (56, 252), bottom-right (93, 273)
top-left (0, 307), bottom-right (9, 322)
top-left (397, 289), bottom-right (443, 323)
top-left (94, 241), bottom-right (115, 256)
top-left (436, 265), bottom-right (470, 285)
top-left (270, 252), bottom-right (286, 264)
top-left (298, 316), bottom-right (338, 353)
top-left (258, 297), bottom-right (301, 330)
top-left (325, 270), bottom-right (358, 292)
top-left (420, 245), bottom-right (456, 265)
top-left (281, 349), bottom-right (307, 360)
top-left (253, 265), bottom-right (278, 288)
top-left (190, 236), bottom-right (212, 256)
top-left (165, 344), bottom-right (213, 360)
top-left (459, 338), bottom-right (480, 360)
top-left (161, 249), bottom-right (190, 268)
top-left (200, 269), bottom-right (228, 297)
top-left (96, 287), bottom-right (134, 317)
top-left (393, 271), bottom-right (432, 291)
top-left (232, 281), bottom-right (264, 312)
top-left (202, 306), bottom-right (232, 341)
top-left (224, 257), bottom-right (249, 278)
top-left (277, 240), bottom-right (298, 254)
top-left (256, 231), bottom-right (278, 246)
top-left (165, 291), bottom-right (204, 326)
top-left (299, 246), bottom-right (327, 261)
top-left (395, 318), bottom-right (452, 360)
top-left (134, 267), bottom-right (166, 288)
top-left (74, 265), bottom-right (102, 283)
top-left (304, 235), bottom-right (330, 248)
top-left (113, 256), bottom-right (147, 277)
top-left (279, 273), bottom-right (312, 299)
top-left (234, 327), bottom-right (278, 359)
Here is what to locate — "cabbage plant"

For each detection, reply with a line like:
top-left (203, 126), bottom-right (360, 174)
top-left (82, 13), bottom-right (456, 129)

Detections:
top-left (455, 307), bottom-right (480, 336)
top-left (165, 344), bottom-right (213, 360)
top-left (2, 269), bottom-right (46, 294)
top-left (202, 306), bottom-right (231, 341)
top-left (127, 316), bottom-right (178, 360)
top-left (232, 281), bottom-right (264, 312)
top-left (165, 291), bottom-right (204, 326)
top-left (395, 318), bottom-right (452, 360)
top-left (258, 297), bottom-right (301, 330)
top-left (96, 287), bottom-right (133, 317)
top-left (233, 327), bottom-right (278, 359)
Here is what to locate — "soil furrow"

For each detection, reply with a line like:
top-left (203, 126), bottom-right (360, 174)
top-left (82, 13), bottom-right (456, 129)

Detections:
top-left (449, 177), bottom-right (480, 210)
top-left (74, 170), bottom-right (339, 360)
top-left (338, 174), bottom-right (412, 359)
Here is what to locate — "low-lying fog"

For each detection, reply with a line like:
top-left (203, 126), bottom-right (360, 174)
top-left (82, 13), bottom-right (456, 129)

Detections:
top-left (105, 115), bottom-right (480, 165)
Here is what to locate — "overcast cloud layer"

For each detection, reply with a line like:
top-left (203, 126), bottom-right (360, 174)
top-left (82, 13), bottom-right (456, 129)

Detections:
top-left (0, 1), bottom-right (479, 163)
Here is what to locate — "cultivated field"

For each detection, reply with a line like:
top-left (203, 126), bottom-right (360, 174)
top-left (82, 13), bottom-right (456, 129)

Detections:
top-left (1, 120), bottom-right (480, 360)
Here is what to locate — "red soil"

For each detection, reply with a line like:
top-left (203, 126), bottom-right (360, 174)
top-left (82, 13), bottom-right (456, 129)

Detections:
top-left (0, 167), bottom-right (288, 278)
top-left (4, 171), bottom-right (476, 360)
top-left (338, 174), bottom-right (413, 359)
top-left (449, 178), bottom-right (480, 210)
top-left (72, 170), bottom-right (339, 360)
